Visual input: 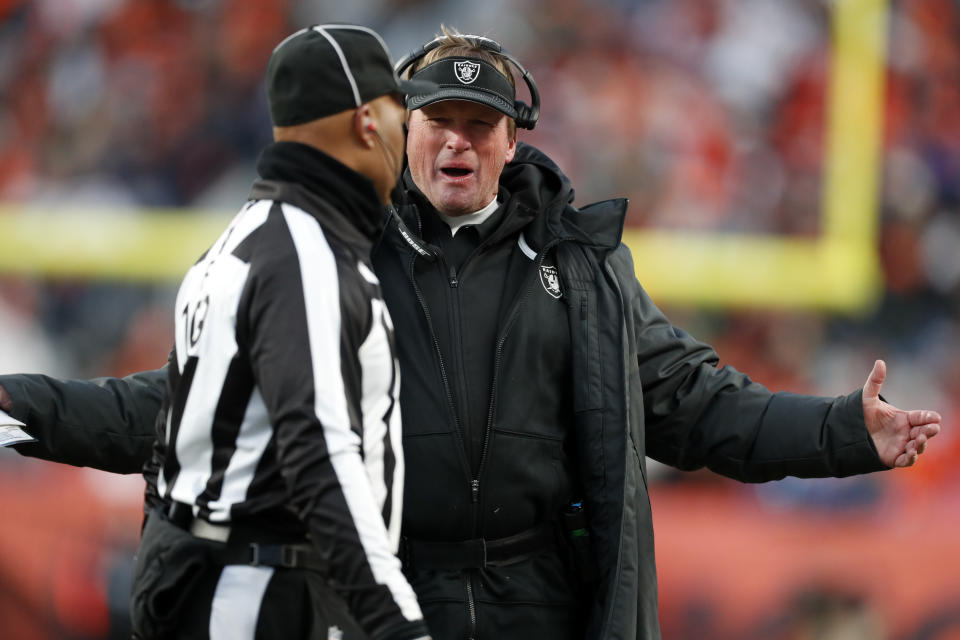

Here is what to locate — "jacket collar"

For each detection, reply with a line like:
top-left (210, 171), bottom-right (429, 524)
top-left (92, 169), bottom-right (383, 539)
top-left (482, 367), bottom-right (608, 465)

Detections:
top-left (507, 144), bottom-right (626, 252)
top-left (255, 141), bottom-right (385, 242)
top-left (393, 142), bottom-right (626, 255)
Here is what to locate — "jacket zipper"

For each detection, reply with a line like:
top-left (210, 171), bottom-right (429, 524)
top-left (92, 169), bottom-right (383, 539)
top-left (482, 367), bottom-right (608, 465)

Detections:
top-left (446, 260), bottom-right (471, 487)
top-left (407, 253), bottom-right (472, 479)
top-left (406, 216), bottom-right (566, 640)
top-left (437, 254), bottom-right (479, 640)
top-left (473, 239), bottom-right (563, 512)
top-left (461, 241), bottom-right (562, 640)
top-left (465, 571), bottom-right (478, 640)
top-left (449, 263), bottom-right (459, 288)
top-left (452, 235), bottom-right (560, 640)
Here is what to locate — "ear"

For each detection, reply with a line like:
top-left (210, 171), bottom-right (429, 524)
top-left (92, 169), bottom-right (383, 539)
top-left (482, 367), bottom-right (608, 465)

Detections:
top-left (504, 128), bottom-right (517, 164)
top-left (354, 104), bottom-right (377, 148)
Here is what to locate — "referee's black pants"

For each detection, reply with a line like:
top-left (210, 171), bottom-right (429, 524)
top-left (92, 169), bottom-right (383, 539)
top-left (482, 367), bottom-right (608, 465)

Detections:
top-left (175, 563), bottom-right (368, 640)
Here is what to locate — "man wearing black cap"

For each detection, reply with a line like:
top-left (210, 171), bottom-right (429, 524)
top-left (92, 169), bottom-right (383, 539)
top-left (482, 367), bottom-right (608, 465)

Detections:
top-left (122, 24), bottom-right (433, 640)
top-left (370, 27), bottom-right (941, 640)
top-left (0, 25), bottom-right (942, 640)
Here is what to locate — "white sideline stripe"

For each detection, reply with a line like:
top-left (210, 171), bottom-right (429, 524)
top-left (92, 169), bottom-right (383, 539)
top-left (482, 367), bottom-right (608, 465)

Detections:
top-left (209, 565), bottom-right (274, 639)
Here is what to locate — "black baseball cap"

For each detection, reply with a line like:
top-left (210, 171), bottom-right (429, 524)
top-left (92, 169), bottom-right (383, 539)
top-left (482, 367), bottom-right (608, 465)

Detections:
top-left (404, 57), bottom-right (518, 119)
top-left (267, 24), bottom-right (436, 127)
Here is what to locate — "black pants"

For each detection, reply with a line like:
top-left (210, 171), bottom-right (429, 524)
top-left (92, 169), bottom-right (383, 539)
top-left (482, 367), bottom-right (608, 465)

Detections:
top-left (132, 509), bottom-right (367, 640)
top-left (408, 549), bottom-right (587, 640)
top-left (175, 563), bottom-right (368, 640)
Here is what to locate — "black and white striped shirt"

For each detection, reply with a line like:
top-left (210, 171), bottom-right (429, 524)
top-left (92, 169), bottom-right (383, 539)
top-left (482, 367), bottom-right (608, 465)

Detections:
top-left (152, 144), bottom-right (424, 638)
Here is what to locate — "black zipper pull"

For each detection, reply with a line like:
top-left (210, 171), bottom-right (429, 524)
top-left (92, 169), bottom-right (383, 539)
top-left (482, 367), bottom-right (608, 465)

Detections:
top-left (470, 479), bottom-right (479, 503)
top-left (449, 265), bottom-right (459, 288)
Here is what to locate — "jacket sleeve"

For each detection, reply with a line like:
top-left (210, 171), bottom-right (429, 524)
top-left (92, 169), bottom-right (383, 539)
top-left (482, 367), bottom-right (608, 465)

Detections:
top-left (1, 367), bottom-right (166, 474)
top-left (609, 244), bottom-right (887, 482)
top-left (244, 209), bottom-right (427, 640)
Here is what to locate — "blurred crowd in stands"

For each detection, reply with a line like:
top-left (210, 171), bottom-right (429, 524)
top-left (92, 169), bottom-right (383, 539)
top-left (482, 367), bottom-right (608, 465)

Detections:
top-left (0, 0), bottom-right (958, 637)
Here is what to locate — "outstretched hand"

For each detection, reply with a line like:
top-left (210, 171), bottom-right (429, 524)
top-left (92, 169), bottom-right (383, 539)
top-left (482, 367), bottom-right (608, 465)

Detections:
top-left (863, 360), bottom-right (942, 468)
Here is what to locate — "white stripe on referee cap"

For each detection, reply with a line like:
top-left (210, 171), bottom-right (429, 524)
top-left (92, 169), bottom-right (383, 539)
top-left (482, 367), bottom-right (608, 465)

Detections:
top-left (315, 24), bottom-right (408, 87)
top-left (272, 27), bottom-right (309, 53)
top-left (312, 25), bottom-right (361, 107)
top-left (315, 24), bottom-right (394, 59)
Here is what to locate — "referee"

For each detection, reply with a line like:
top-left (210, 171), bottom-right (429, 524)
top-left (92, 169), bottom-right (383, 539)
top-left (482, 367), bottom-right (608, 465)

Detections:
top-left (129, 26), bottom-right (434, 640)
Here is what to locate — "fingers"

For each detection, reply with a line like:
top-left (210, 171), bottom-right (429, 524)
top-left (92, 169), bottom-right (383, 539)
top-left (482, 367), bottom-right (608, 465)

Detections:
top-left (895, 451), bottom-right (919, 468)
top-left (863, 359), bottom-right (886, 400)
top-left (0, 384), bottom-right (11, 412)
top-left (908, 410), bottom-right (942, 427)
top-left (905, 439), bottom-right (918, 457)
top-left (899, 424), bottom-right (938, 467)
top-left (910, 427), bottom-right (937, 444)
top-left (911, 424), bottom-right (941, 440)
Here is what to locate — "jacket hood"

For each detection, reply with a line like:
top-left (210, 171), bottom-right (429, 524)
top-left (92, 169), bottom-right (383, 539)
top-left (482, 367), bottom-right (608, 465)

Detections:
top-left (504, 143), bottom-right (627, 252)
top-left (394, 142), bottom-right (627, 254)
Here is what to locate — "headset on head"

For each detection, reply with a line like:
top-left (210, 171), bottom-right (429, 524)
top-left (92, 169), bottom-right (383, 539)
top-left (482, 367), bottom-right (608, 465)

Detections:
top-left (394, 34), bottom-right (541, 130)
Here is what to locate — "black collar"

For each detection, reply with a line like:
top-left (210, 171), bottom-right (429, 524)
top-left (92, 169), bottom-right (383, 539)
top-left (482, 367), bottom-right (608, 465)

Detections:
top-left (256, 141), bottom-right (384, 241)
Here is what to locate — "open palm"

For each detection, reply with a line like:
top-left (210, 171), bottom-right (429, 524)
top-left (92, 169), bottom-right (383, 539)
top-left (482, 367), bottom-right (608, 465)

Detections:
top-left (862, 360), bottom-right (942, 468)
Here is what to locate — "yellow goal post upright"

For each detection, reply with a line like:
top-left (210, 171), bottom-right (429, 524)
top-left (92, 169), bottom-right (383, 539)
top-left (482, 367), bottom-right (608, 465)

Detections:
top-left (622, 0), bottom-right (889, 312)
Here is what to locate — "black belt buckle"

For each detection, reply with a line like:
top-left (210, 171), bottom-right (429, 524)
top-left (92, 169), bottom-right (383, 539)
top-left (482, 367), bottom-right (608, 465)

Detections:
top-left (249, 543), bottom-right (299, 568)
top-left (166, 500), bottom-right (194, 529)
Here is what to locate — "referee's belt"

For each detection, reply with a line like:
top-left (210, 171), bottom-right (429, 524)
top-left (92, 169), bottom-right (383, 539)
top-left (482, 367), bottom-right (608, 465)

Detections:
top-left (400, 521), bottom-right (557, 571)
top-left (165, 501), bottom-right (326, 572)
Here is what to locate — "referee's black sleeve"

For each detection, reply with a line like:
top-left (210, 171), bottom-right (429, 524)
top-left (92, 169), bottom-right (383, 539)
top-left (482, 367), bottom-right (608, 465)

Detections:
top-left (2, 367), bottom-right (165, 473)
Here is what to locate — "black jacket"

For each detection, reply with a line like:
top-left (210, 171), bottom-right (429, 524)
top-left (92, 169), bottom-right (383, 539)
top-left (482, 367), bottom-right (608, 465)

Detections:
top-left (3, 143), bottom-right (888, 639)
top-left (375, 153), bottom-right (587, 639)
top-left (377, 159), bottom-right (578, 543)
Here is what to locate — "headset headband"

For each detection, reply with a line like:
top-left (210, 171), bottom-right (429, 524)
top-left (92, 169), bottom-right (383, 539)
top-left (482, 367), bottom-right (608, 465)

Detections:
top-left (395, 34), bottom-right (540, 130)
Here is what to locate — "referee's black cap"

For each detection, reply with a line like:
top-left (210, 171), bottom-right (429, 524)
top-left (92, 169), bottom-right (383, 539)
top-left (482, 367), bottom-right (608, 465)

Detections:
top-left (267, 25), bottom-right (436, 127)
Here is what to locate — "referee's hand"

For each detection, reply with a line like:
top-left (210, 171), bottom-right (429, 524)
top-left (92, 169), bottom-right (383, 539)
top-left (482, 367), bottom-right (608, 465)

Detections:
top-left (0, 384), bottom-right (12, 411)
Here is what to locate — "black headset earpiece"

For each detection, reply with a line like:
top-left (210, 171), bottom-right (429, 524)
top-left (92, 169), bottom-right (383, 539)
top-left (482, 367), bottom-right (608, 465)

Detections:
top-left (395, 34), bottom-right (540, 130)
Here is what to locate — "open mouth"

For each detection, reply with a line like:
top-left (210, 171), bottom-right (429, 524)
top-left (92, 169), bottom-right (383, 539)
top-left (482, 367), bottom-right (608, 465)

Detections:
top-left (440, 167), bottom-right (473, 178)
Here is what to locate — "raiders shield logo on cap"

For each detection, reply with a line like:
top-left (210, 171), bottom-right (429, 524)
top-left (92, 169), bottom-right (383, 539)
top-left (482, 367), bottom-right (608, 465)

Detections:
top-left (454, 60), bottom-right (480, 84)
top-left (539, 265), bottom-right (562, 299)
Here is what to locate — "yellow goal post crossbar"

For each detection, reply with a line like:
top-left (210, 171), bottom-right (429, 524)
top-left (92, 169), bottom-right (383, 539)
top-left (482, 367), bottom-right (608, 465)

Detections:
top-left (0, 0), bottom-right (888, 312)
